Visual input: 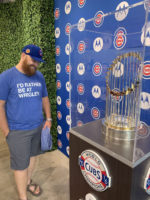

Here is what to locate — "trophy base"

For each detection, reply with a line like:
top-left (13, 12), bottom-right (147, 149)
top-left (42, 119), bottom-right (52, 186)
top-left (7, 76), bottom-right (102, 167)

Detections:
top-left (102, 118), bottom-right (136, 140)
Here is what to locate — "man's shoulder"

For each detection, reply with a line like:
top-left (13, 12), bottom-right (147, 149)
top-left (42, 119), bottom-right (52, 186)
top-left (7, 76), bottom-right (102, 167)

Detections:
top-left (36, 70), bottom-right (44, 78)
top-left (0, 67), bottom-right (15, 77)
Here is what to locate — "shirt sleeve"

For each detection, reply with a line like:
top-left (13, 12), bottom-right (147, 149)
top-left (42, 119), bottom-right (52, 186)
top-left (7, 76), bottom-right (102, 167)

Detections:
top-left (0, 72), bottom-right (10, 101)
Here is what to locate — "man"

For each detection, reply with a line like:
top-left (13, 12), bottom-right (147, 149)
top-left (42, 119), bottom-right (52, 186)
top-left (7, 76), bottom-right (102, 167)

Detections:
top-left (0, 44), bottom-right (52, 200)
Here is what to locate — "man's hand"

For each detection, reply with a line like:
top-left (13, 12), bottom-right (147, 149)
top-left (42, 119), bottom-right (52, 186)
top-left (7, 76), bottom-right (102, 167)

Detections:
top-left (0, 100), bottom-right (10, 138)
top-left (43, 120), bottom-right (52, 129)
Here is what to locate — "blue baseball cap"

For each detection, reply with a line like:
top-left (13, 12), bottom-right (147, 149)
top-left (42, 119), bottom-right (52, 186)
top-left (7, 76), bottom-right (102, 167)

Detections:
top-left (22, 44), bottom-right (45, 63)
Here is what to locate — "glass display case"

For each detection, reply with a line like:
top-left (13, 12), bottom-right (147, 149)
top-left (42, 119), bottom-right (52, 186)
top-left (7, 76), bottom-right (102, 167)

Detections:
top-left (69, 2), bottom-right (150, 200)
top-left (69, 0), bottom-right (150, 164)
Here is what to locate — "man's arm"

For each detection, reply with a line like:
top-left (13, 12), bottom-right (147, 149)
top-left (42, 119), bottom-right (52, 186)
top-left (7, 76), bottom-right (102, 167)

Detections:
top-left (42, 96), bottom-right (52, 129)
top-left (0, 100), bottom-right (9, 137)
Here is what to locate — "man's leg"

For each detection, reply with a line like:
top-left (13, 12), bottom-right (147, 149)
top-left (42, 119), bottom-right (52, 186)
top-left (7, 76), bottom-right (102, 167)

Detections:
top-left (13, 169), bottom-right (28, 200)
top-left (27, 156), bottom-right (41, 195)
top-left (27, 156), bottom-right (36, 184)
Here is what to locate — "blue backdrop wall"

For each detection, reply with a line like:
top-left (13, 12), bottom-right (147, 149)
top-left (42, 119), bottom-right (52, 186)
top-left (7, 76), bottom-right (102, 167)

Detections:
top-left (54, 0), bottom-right (150, 157)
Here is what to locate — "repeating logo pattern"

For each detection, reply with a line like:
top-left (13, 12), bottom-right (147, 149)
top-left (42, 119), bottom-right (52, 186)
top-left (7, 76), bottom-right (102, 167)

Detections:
top-left (78, 41), bottom-right (86, 54)
top-left (114, 27), bottom-right (127, 50)
top-left (55, 45), bottom-right (60, 56)
top-left (55, 0), bottom-right (150, 158)
top-left (92, 62), bottom-right (102, 76)
top-left (93, 37), bottom-right (103, 52)
top-left (91, 107), bottom-right (100, 119)
top-left (143, 61), bottom-right (150, 79)
top-left (77, 102), bottom-right (85, 114)
top-left (78, 0), bottom-right (86, 8)
top-left (141, 92), bottom-right (150, 110)
top-left (54, 8), bottom-right (60, 20)
top-left (65, 23), bottom-right (71, 35)
top-left (115, 1), bottom-right (129, 21)
top-left (55, 27), bottom-right (60, 38)
top-left (78, 18), bottom-right (86, 32)
top-left (93, 11), bottom-right (104, 27)
top-left (141, 22), bottom-right (150, 46)
top-left (65, 1), bottom-right (71, 15)
top-left (65, 63), bottom-right (72, 74)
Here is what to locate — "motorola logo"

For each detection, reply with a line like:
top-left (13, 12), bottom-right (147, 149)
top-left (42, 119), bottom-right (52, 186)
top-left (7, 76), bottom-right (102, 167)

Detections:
top-left (93, 37), bottom-right (103, 52)
top-left (92, 85), bottom-right (101, 98)
top-left (65, 1), bottom-right (71, 14)
top-left (77, 102), bottom-right (85, 114)
top-left (115, 1), bottom-right (129, 21)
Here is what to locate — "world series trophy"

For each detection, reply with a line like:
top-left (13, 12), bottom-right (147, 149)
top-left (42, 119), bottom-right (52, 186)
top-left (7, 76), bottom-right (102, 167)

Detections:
top-left (102, 52), bottom-right (142, 141)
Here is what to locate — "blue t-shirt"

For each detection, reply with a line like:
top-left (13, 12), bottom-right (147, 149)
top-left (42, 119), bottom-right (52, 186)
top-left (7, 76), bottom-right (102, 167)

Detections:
top-left (0, 67), bottom-right (48, 130)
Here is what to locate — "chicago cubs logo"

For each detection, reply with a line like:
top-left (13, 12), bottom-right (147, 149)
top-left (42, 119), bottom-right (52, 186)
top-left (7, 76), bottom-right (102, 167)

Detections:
top-left (65, 43), bottom-right (72, 55)
top-left (66, 131), bottom-right (70, 140)
top-left (78, 18), bottom-right (86, 32)
top-left (141, 92), bottom-right (150, 110)
top-left (115, 1), bottom-right (129, 21)
top-left (66, 99), bottom-right (71, 109)
top-left (66, 115), bottom-right (71, 125)
top-left (112, 62), bottom-right (124, 77)
top-left (65, 23), bottom-right (71, 35)
top-left (92, 86), bottom-right (101, 98)
top-left (66, 81), bottom-right (71, 92)
top-left (92, 62), bottom-right (102, 76)
top-left (77, 102), bottom-right (85, 114)
top-left (143, 61), bottom-right (150, 79)
top-left (144, 168), bottom-right (150, 195)
top-left (54, 8), bottom-right (60, 20)
top-left (91, 107), bottom-right (100, 119)
top-left (94, 11), bottom-right (104, 27)
top-left (57, 96), bottom-right (62, 105)
top-left (65, 63), bottom-right (72, 74)
top-left (78, 41), bottom-right (86, 54)
top-left (56, 80), bottom-right (61, 89)
top-left (141, 22), bottom-right (150, 46)
top-left (79, 150), bottom-right (111, 191)
top-left (77, 120), bottom-right (83, 126)
top-left (77, 83), bottom-right (85, 95)
top-left (56, 45), bottom-right (60, 56)
top-left (111, 88), bottom-right (122, 103)
top-left (57, 139), bottom-right (62, 148)
top-left (78, 0), bottom-right (86, 8)
top-left (55, 27), bottom-right (60, 38)
top-left (65, 1), bottom-right (71, 14)
top-left (57, 111), bottom-right (62, 120)
top-left (57, 125), bottom-right (62, 134)
top-left (93, 37), bottom-right (103, 52)
top-left (26, 49), bottom-right (30, 54)
top-left (138, 121), bottom-right (149, 138)
top-left (77, 63), bottom-right (85, 75)
top-left (114, 27), bottom-right (127, 50)
top-left (56, 63), bottom-right (61, 73)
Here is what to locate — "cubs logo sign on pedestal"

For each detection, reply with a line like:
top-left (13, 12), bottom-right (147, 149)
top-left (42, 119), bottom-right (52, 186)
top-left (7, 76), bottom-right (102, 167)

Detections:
top-left (79, 150), bottom-right (111, 192)
top-left (144, 168), bottom-right (150, 195)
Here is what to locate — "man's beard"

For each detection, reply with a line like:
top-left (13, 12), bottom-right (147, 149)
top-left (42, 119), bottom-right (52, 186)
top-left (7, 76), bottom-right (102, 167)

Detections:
top-left (22, 60), bottom-right (37, 76)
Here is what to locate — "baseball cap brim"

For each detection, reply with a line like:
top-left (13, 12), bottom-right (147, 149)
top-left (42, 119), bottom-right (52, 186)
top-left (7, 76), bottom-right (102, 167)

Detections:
top-left (30, 55), bottom-right (45, 63)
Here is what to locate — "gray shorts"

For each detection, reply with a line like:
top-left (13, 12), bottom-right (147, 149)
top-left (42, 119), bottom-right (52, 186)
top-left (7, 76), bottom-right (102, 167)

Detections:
top-left (6, 124), bottom-right (43, 170)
